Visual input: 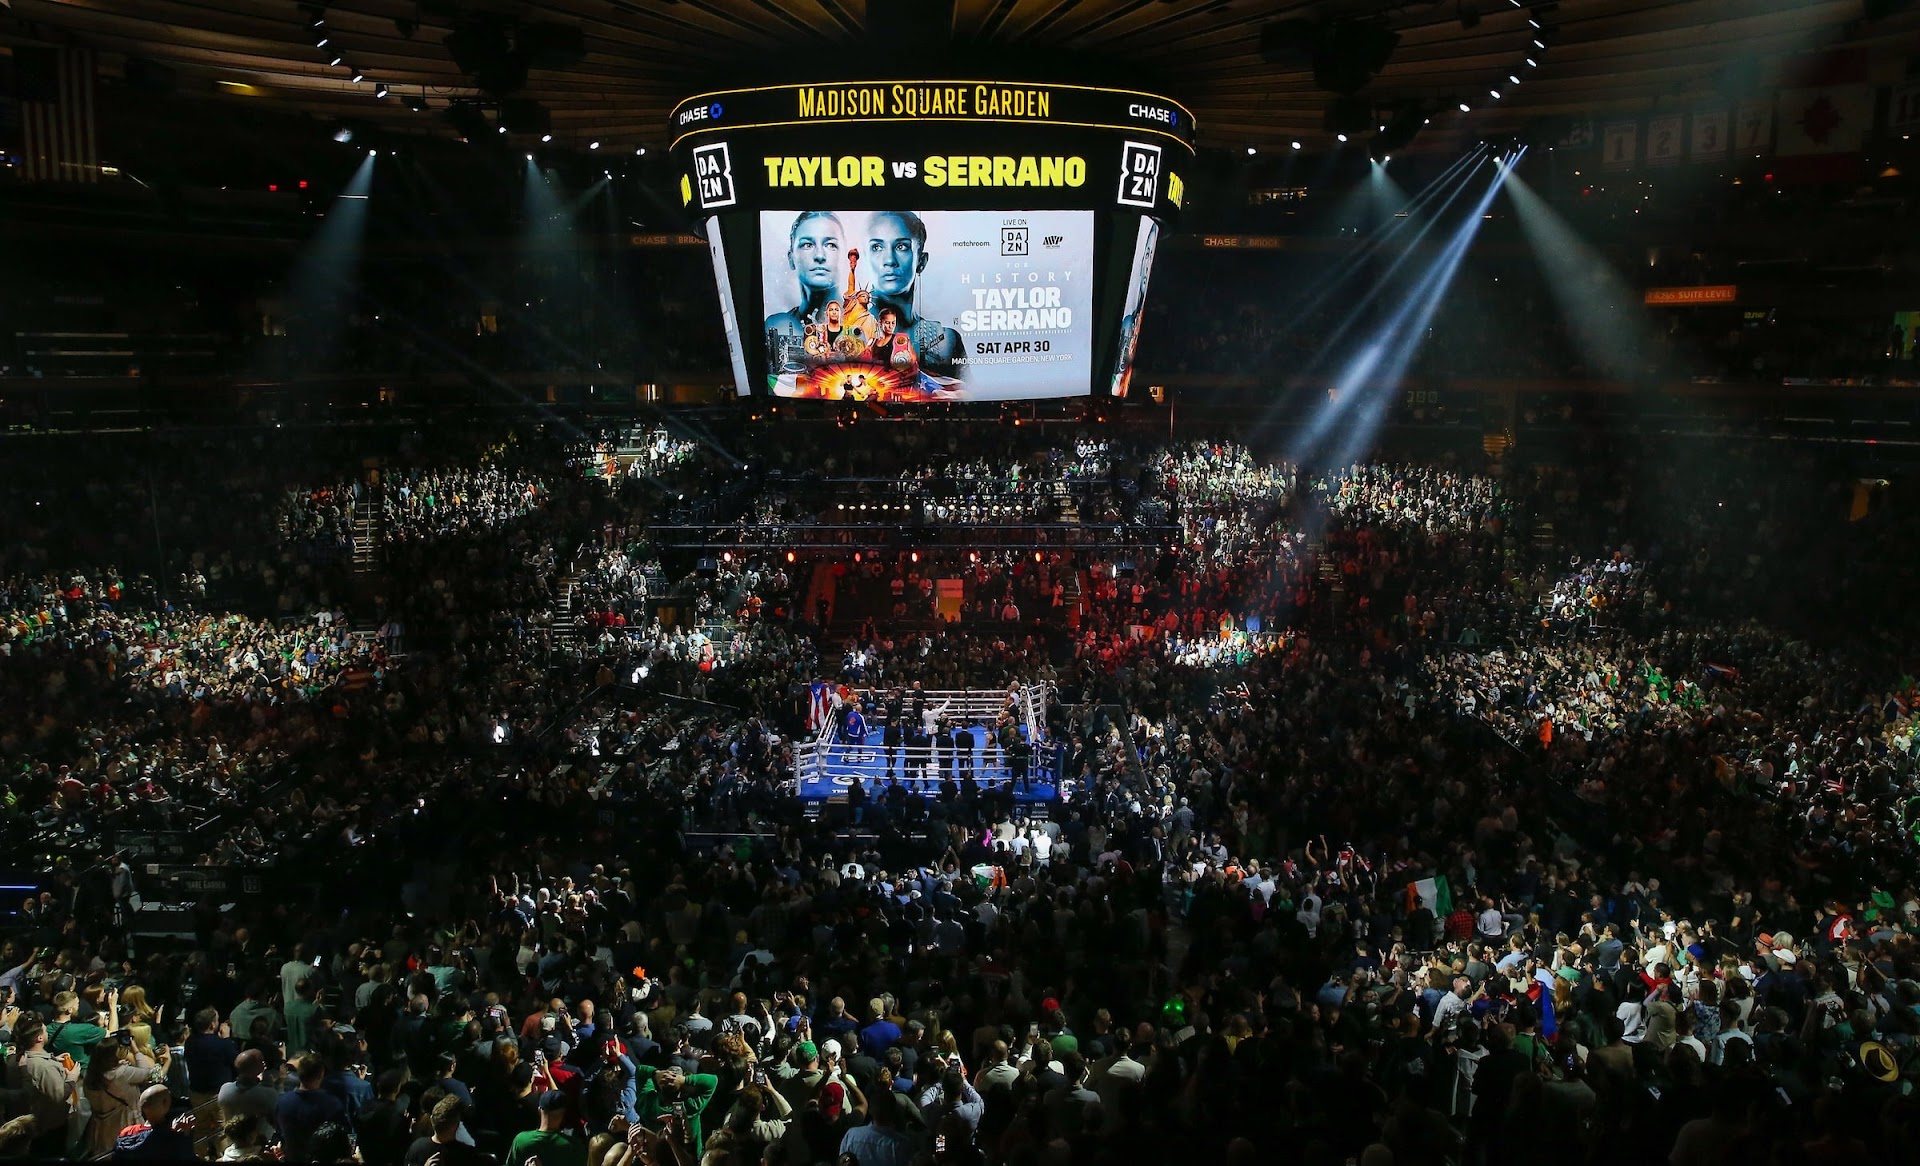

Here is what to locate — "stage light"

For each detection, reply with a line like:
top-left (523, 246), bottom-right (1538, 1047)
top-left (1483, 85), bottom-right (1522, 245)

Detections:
top-left (541, 133), bottom-right (551, 142)
top-left (722, 552), bottom-right (732, 563)
top-left (497, 125), bottom-right (507, 133)
top-left (375, 83), bottom-right (388, 98)
top-left (1526, 58), bottom-right (1537, 67)
top-left (1292, 140), bottom-right (1302, 149)
top-left (526, 152), bottom-right (533, 161)
top-left (351, 72), bottom-right (364, 83)
top-left (1490, 89), bottom-right (1502, 99)
top-left (1246, 146), bottom-right (1257, 155)
top-left (1533, 38), bottom-right (1545, 47)
top-left (635, 146), bottom-right (647, 155)
top-left (1460, 102), bottom-right (1471, 112)
top-left (1382, 155), bottom-right (1391, 163)
top-left (1529, 17), bottom-right (1540, 26)
top-left (333, 126), bottom-right (353, 143)
top-left (589, 141), bottom-right (600, 150)
top-left (1337, 133), bottom-right (1348, 142)
top-left (786, 551), bottom-right (795, 563)
top-left (315, 36), bottom-right (329, 47)
top-left (368, 148), bottom-right (376, 156)
top-left (1509, 75), bottom-right (1520, 84)
top-left (404, 95), bottom-right (428, 112)
top-left (330, 56), bottom-right (343, 66)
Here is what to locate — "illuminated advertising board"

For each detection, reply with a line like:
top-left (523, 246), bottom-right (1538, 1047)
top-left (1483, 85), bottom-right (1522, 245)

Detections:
top-left (670, 80), bottom-right (1192, 399)
top-left (1110, 217), bottom-right (1160, 400)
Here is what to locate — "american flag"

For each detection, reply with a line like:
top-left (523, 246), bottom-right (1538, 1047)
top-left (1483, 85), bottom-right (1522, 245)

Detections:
top-left (16, 46), bottom-right (98, 184)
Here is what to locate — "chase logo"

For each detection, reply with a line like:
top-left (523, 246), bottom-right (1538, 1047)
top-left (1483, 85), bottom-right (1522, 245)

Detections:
top-left (1000, 226), bottom-right (1029, 256)
top-left (710, 102), bottom-right (723, 120)
top-left (692, 142), bottom-right (736, 209)
top-left (1129, 103), bottom-right (1178, 127)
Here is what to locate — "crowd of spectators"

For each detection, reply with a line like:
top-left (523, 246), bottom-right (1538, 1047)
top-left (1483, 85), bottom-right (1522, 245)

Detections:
top-left (2, 419), bottom-right (1920, 1166)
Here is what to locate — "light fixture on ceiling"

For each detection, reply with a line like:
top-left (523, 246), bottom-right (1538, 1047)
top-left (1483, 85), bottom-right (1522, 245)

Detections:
top-left (1291, 140), bottom-right (1302, 149)
top-left (374, 83), bottom-right (388, 98)
top-left (1336, 133), bottom-right (1348, 142)
top-left (589, 140), bottom-right (600, 149)
top-left (1459, 102), bottom-right (1471, 112)
top-left (541, 133), bottom-right (552, 142)
top-left (635, 146), bottom-right (647, 155)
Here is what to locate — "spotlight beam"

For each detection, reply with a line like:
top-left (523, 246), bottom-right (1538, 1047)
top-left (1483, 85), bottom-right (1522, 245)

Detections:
top-left (1503, 166), bottom-right (1663, 383)
top-left (1325, 150), bottom-right (1526, 467)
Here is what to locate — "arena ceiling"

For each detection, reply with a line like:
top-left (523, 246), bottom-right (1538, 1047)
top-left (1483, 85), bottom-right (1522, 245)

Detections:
top-left (2, 0), bottom-right (1917, 155)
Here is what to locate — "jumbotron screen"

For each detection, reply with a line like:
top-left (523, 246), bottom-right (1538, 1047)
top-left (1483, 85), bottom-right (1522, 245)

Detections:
top-left (667, 81), bottom-right (1194, 401)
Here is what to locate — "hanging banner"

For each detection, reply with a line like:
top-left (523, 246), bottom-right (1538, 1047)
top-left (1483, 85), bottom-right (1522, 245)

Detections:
top-left (1735, 98), bottom-right (1773, 155)
top-left (1601, 122), bottom-right (1638, 170)
top-left (1690, 109), bottom-right (1728, 161)
top-left (1646, 115), bottom-right (1683, 166)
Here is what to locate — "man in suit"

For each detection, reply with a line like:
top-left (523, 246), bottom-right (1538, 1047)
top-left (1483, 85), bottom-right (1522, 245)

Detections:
top-left (882, 691), bottom-right (905, 780)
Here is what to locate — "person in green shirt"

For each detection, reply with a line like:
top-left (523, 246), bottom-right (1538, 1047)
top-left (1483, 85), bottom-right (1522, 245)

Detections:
top-left (507, 1091), bottom-right (587, 1166)
top-left (49, 988), bottom-right (115, 1069)
top-left (634, 1067), bottom-right (719, 1156)
top-left (284, 978), bottom-right (319, 1056)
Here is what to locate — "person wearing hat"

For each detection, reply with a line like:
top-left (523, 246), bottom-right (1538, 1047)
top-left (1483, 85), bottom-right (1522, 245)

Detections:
top-left (505, 1090), bottom-right (585, 1166)
top-left (775, 1039), bottom-right (826, 1113)
top-left (111, 1084), bottom-right (196, 1161)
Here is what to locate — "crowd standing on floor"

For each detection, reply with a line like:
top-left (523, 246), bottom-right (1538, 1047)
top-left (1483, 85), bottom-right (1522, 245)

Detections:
top-left (1, 423), bottom-right (1919, 1165)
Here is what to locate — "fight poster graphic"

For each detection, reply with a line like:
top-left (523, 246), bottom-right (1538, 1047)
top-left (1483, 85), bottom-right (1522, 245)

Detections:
top-left (1109, 216), bottom-right (1160, 399)
top-left (760, 208), bottom-right (1094, 402)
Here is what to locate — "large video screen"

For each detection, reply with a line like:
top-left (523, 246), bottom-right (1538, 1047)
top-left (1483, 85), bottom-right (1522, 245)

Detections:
top-left (668, 80), bottom-right (1193, 401)
top-left (759, 208), bottom-right (1093, 402)
top-left (1110, 217), bottom-right (1160, 400)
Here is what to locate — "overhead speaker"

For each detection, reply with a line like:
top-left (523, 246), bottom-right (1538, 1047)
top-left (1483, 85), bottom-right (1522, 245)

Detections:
top-left (498, 98), bottom-right (551, 135)
top-left (441, 100), bottom-right (493, 140)
top-left (1314, 20), bottom-right (1399, 95)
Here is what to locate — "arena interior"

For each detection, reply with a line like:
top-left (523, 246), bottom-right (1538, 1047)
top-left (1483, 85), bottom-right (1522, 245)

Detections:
top-left (4, 1), bottom-right (1920, 1163)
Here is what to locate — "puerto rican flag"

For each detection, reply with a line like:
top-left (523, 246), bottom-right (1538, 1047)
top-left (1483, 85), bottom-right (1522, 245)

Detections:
top-left (808, 682), bottom-right (832, 733)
